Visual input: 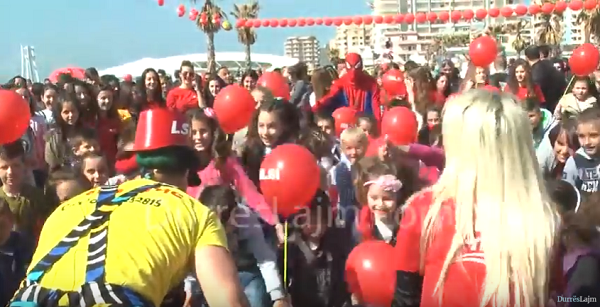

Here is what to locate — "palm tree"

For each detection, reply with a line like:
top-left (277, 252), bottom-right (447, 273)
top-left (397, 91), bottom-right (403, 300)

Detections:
top-left (231, 2), bottom-right (259, 69)
top-left (577, 7), bottom-right (600, 43)
top-left (440, 33), bottom-right (471, 47)
top-left (191, 0), bottom-right (227, 75)
top-left (534, 0), bottom-right (563, 51)
top-left (327, 46), bottom-right (341, 64)
top-left (507, 20), bottom-right (530, 57)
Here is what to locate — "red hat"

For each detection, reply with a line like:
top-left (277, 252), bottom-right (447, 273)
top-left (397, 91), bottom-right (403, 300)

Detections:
top-left (132, 108), bottom-right (190, 151)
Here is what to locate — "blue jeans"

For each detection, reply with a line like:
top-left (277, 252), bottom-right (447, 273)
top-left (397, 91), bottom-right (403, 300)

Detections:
top-left (192, 270), bottom-right (269, 307)
top-left (239, 270), bottom-right (269, 307)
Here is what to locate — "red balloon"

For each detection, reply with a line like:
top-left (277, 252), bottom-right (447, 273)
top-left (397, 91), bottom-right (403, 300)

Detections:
top-left (555, 1), bottom-right (568, 12)
top-left (488, 7), bottom-right (500, 17)
top-left (463, 9), bottom-right (474, 20)
top-left (48, 67), bottom-right (85, 83)
top-left (381, 69), bottom-right (407, 97)
top-left (314, 18), bottom-right (323, 25)
top-left (404, 13), bottom-right (415, 23)
top-left (584, 0), bottom-right (596, 10)
top-left (381, 107), bottom-right (418, 146)
top-left (450, 10), bottom-right (462, 22)
top-left (260, 144), bottom-right (320, 218)
top-left (569, 43), bottom-right (600, 76)
top-left (279, 19), bottom-right (288, 27)
top-left (306, 18), bottom-right (314, 26)
top-left (257, 72), bottom-right (291, 100)
top-left (393, 14), bottom-right (404, 23)
top-left (514, 4), bottom-right (528, 15)
top-left (213, 84), bottom-right (255, 133)
top-left (346, 241), bottom-right (396, 307)
top-left (261, 19), bottom-right (270, 27)
top-left (288, 19), bottom-right (297, 27)
top-left (245, 20), bottom-right (253, 27)
top-left (541, 2), bottom-right (554, 14)
top-left (323, 17), bottom-right (332, 25)
top-left (374, 15), bottom-right (384, 24)
top-left (252, 20), bottom-right (261, 28)
top-left (529, 4), bottom-right (541, 14)
top-left (469, 36), bottom-right (497, 67)
top-left (0, 90), bottom-right (31, 145)
top-left (123, 74), bottom-right (133, 82)
top-left (439, 11), bottom-right (450, 21)
top-left (297, 18), bottom-right (306, 26)
top-left (569, 0), bottom-right (583, 10)
top-left (427, 12), bottom-right (437, 22)
top-left (332, 107), bottom-right (358, 136)
top-left (343, 17), bottom-right (353, 25)
top-left (415, 12), bottom-right (427, 23)
top-left (383, 15), bottom-right (394, 24)
top-left (157, 0), bottom-right (164, 6)
top-left (500, 6), bottom-right (513, 17)
top-left (333, 17), bottom-right (343, 26)
top-left (475, 8), bottom-right (487, 19)
top-left (270, 19), bottom-right (279, 27)
top-left (363, 15), bottom-right (373, 24)
top-left (352, 16), bottom-right (363, 25)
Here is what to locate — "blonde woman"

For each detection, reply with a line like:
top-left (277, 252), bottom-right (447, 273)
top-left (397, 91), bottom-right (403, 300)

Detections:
top-left (391, 90), bottom-right (560, 307)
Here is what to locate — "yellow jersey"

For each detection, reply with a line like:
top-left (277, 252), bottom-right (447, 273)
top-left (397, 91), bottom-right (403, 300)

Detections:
top-left (22, 178), bottom-right (227, 306)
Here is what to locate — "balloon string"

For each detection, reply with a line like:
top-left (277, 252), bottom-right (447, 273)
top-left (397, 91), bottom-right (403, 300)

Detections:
top-left (283, 221), bottom-right (289, 290)
top-left (563, 75), bottom-right (574, 97)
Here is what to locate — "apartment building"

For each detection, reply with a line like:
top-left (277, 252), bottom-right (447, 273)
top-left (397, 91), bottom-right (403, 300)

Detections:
top-left (283, 36), bottom-right (321, 67)
top-left (331, 24), bottom-right (374, 58)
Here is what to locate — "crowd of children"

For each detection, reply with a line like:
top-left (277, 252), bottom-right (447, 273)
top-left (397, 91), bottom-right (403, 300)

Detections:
top-left (0, 50), bottom-right (599, 307)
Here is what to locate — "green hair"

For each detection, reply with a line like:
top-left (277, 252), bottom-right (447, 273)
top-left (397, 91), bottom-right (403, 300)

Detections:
top-left (136, 147), bottom-right (194, 174)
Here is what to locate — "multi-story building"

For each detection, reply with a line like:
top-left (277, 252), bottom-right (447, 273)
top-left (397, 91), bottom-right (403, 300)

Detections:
top-left (331, 24), bottom-right (374, 58)
top-left (283, 36), bottom-right (321, 67)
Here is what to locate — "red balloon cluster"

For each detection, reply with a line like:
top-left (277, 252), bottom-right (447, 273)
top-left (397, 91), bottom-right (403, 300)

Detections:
top-left (233, 1), bottom-right (599, 28)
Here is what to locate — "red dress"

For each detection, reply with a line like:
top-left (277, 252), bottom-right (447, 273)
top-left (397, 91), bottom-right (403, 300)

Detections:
top-left (394, 190), bottom-right (561, 307)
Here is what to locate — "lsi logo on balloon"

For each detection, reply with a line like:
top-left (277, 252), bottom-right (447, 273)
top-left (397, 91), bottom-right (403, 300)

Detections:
top-left (259, 168), bottom-right (280, 180)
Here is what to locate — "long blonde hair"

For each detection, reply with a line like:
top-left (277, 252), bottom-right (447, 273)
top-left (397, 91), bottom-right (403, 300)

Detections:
top-left (420, 90), bottom-right (559, 307)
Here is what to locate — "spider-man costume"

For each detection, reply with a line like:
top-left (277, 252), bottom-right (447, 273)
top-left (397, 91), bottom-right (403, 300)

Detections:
top-left (312, 53), bottom-right (382, 120)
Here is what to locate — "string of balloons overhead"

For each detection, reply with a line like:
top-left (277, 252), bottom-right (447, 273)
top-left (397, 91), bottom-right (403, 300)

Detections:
top-left (159, 0), bottom-right (600, 28)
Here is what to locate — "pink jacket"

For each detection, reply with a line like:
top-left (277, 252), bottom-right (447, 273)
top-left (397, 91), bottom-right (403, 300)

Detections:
top-left (186, 156), bottom-right (277, 225)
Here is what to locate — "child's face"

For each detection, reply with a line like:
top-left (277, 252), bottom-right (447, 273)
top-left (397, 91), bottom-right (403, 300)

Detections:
top-left (61, 102), bottom-right (80, 125)
top-left (577, 122), bottom-right (600, 156)
top-left (341, 139), bottom-right (365, 164)
top-left (426, 111), bottom-right (441, 128)
top-left (300, 212), bottom-right (327, 239)
top-left (74, 140), bottom-right (100, 156)
top-left (43, 88), bottom-right (57, 110)
top-left (83, 157), bottom-right (109, 187)
top-left (317, 119), bottom-right (334, 137)
top-left (190, 119), bottom-right (213, 152)
top-left (97, 90), bottom-right (113, 112)
top-left (358, 119), bottom-right (372, 136)
top-left (527, 109), bottom-right (542, 131)
top-left (366, 183), bottom-right (398, 220)
top-left (0, 156), bottom-right (25, 187)
top-left (257, 111), bottom-right (282, 147)
top-left (55, 180), bottom-right (84, 203)
top-left (572, 80), bottom-right (589, 101)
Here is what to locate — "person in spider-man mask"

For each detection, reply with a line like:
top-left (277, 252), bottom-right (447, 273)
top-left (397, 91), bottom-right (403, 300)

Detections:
top-left (313, 53), bottom-right (382, 121)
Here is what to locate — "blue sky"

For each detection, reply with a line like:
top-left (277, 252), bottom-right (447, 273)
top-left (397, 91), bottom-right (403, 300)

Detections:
top-left (0, 0), bottom-right (367, 81)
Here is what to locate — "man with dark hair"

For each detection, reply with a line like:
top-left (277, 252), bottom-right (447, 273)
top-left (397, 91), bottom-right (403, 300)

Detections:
top-left (489, 54), bottom-right (508, 88)
top-left (539, 45), bottom-right (551, 59)
top-left (525, 45), bottom-right (566, 111)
